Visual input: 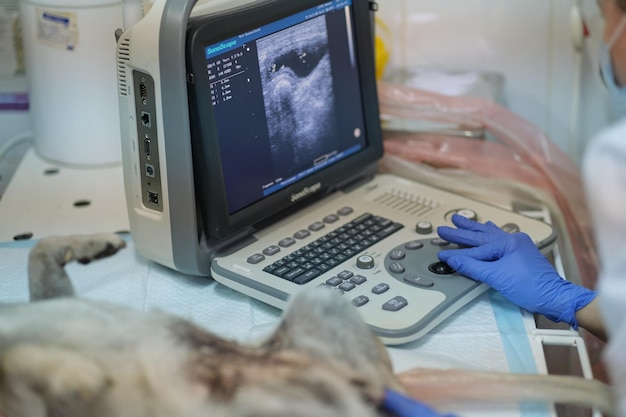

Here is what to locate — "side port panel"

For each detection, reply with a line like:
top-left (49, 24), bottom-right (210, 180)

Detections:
top-left (133, 71), bottom-right (163, 212)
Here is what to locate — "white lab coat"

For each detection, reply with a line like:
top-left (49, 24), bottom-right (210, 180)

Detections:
top-left (582, 117), bottom-right (626, 417)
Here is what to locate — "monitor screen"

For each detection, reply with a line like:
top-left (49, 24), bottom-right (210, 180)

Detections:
top-left (186, 0), bottom-right (381, 239)
top-left (205, 2), bottom-right (366, 214)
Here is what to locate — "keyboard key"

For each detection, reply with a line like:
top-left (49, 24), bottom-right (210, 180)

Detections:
top-left (294, 269), bottom-right (321, 284)
top-left (376, 222), bottom-right (404, 239)
top-left (273, 266), bottom-right (291, 277)
top-left (326, 259), bottom-right (341, 267)
top-left (316, 263), bottom-right (333, 272)
top-left (283, 268), bottom-right (306, 281)
top-left (334, 254), bottom-right (348, 263)
top-left (352, 213), bottom-right (373, 224)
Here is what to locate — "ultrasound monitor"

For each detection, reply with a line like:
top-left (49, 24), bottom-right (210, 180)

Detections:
top-left (118, 0), bottom-right (556, 345)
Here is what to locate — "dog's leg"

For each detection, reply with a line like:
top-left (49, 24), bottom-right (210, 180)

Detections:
top-left (27, 233), bottom-right (126, 301)
top-left (0, 344), bottom-right (111, 417)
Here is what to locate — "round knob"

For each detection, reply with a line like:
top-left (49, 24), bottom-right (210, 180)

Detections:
top-left (356, 255), bottom-right (375, 270)
top-left (456, 209), bottom-right (477, 221)
top-left (415, 221), bottom-right (433, 235)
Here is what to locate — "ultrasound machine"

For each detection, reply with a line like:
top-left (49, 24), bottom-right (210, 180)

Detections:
top-left (116, 0), bottom-right (557, 345)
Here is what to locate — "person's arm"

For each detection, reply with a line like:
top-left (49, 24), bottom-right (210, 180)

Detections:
top-left (437, 214), bottom-right (604, 339)
top-left (575, 297), bottom-right (607, 341)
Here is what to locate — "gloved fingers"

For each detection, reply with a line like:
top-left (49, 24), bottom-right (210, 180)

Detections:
top-left (439, 255), bottom-right (498, 287)
top-left (438, 240), bottom-right (508, 263)
top-left (437, 225), bottom-right (492, 247)
top-left (439, 215), bottom-right (508, 246)
top-left (450, 214), bottom-right (507, 236)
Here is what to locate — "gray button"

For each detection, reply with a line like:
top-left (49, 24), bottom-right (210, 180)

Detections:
top-left (430, 238), bottom-right (450, 247)
top-left (247, 253), bottom-right (265, 264)
top-left (326, 276), bottom-right (343, 287)
top-left (351, 274), bottom-right (367, 285)
top-left (294, 229), bottom-right (311, 239)
top-left (388, 262), bottom-right (405, 274)
top-left (372, 283), bottom-right (390, 294)
top-left (323, 214), bottom-right (339, 223)
top-left (337, 207), bottom-right (354, 216)
top-left (383, 296), bottom-right (408, 311)
top-left (404, 273), bottom-right (435, 288)
top-left (278, 237), bottom-right (296, 248)
top-left (337, 270), bottom-right (354, 280)
top-left (405, 240), bottom-right (424, 250)
top-left (339, 282), bottom-right (356, 292)
top-left (309, 221), bottom-right (326, 231)
top-left (262, 245), bottom-right (281, 256)
top-left (352, 295), bottom-right (369, 307)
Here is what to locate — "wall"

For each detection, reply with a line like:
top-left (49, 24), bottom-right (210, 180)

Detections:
top-left (377, 0), bottom-right (612, 164)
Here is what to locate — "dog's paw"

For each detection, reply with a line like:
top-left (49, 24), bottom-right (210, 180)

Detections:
top-left (64, 233), bottom-right (127, 265)
top-left (32, 233), bottom-right (126, 266)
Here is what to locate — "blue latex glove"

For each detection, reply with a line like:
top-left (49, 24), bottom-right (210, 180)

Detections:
top-left (437, 214), bottom-right (597, 329)
top-left (382, 389), bottom-right (457, 417)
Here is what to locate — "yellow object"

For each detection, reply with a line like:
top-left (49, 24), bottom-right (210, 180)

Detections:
top-left (374, 17), bottom-right (390, 80)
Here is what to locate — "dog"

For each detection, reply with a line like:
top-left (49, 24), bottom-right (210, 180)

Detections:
top-left (0, 234), bottom-right (616, 417)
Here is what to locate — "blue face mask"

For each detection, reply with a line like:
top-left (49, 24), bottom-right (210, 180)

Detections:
top-left (600, 16), bottom-right (626, 102)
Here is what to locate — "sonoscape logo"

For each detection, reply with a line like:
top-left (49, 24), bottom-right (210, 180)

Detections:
top-left (291, 183), bottom-right (322, 202)
top-left (206, 40), bottom-right (237, 56)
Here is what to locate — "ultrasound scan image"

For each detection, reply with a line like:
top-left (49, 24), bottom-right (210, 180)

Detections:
top-left (257, 16), bottom-right (338, 177)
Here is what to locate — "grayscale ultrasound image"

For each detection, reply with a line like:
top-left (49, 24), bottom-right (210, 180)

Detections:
top-left (257, 16), bottom-right (338, 176)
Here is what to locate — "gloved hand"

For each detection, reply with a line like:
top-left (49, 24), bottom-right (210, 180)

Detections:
top-left (382, 389), bottom-right (457, 417)
top-left (437, 214), bottom-right (597, 329)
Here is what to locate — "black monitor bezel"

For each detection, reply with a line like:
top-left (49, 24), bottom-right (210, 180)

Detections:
top-left (186, 0), bottom-right (382, 240)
